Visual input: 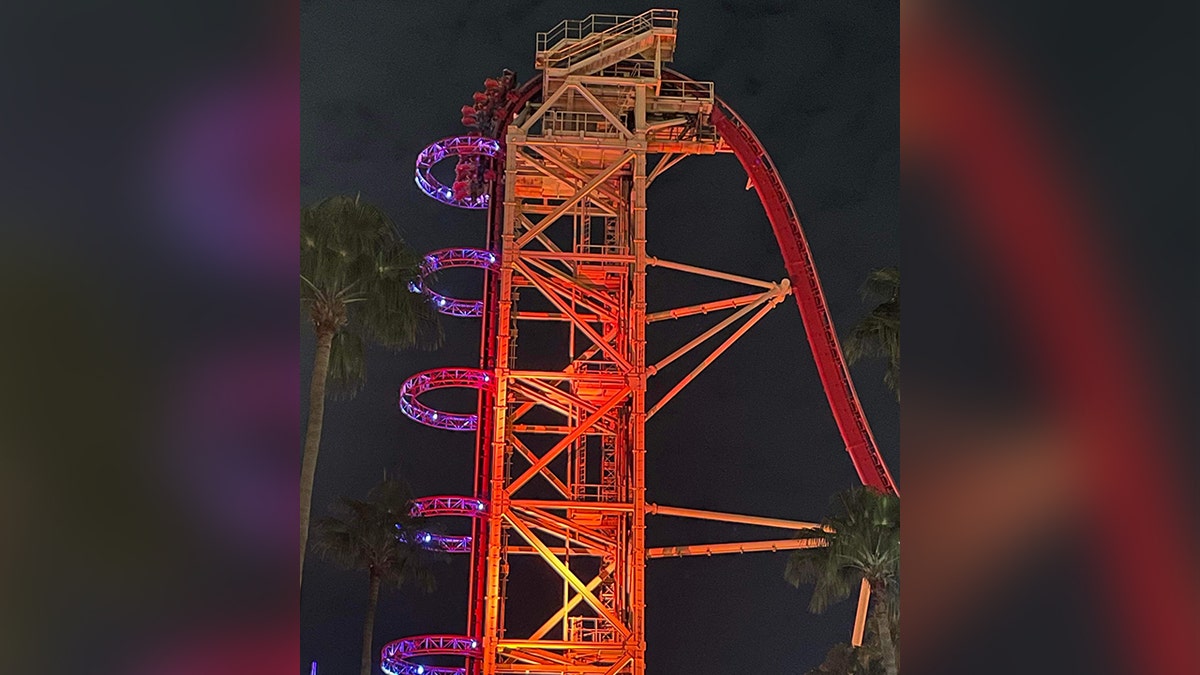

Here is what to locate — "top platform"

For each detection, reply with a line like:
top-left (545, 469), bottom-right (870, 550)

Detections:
top-left (534, 9), bottom-right (678, 75)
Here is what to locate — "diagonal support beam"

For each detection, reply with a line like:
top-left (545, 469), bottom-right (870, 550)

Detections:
top-left (527, 563), bottom-right (614, 641)
top-left (514, 506), bottom-right (618, 550)
top-left (600, 656), bottom-right (634, 675)
top-left (520, 155), bottom-right (620, 217)
top-left (648, 257), bottom-right (778, 290)
top-left (852, 579), bottom-right (871, 647)
top-left (649, 289), bottom-right (779, 375)
top-left (646, 152), bottom-right (687, 187)
top-left (523, 255), bottom-right (621, 315)
top-left (567, 82), bottom-right (634, 139)
top-left (511, 435), bottom-right (572, 498)
top-left (522, 144), bottom-right (627, 209)
top-left (516, 151), bottom-right (635, 248)
top-left (509, 386), bottom-right (630, 494)
top-left (517, 259), bottom-right (632, 371)
top-left (519, 81), bottom-right (572, 132)
top-left (647, 291), bottom-right (787, 419)
top-left (648, 290), bottom-right (779, 322)
top-left (504, 513), bottom-right (631, 637)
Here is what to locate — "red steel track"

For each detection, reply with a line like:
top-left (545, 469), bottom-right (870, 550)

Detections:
top-left (480, 74), bottom-right (896, 498)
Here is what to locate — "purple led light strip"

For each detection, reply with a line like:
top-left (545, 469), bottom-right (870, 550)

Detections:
top-left (414, 136), bottom-right (501, 210)
top-left (409, 248), bottom-right (499, 318)
top-left (381, 635), bottom-right (481, 675)
top-left (397, 368), bottom-right (492, 432)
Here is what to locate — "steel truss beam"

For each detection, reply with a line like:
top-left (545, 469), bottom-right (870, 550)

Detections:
top-left (399, 23), bottom-right (899, 675)
top-left (516, 151), bottom-right (634, 248)
top-left (646, 538), bottom-right (825, 559)
top-left (647, 290), bottom-right (788, 419)
top-left (504, 513), bottom-right (631, 637)
top-left (508, 386), bottom-right (631, 494)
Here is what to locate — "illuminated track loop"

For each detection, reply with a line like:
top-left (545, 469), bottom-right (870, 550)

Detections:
top-left (407, 496), bottom-right (488, 554)
top-left (410, 248), bottom-right (499, 318)
top-left (410, 495), bottom-right (489, 518)
top-left (474, 68), bottom-right (897, 493)
top-left (381, 635), bottom-right (481, 675)
top-left (414, 136), bottom-right (501, 209)
top-left (398, 368), bottom-right (493, 431)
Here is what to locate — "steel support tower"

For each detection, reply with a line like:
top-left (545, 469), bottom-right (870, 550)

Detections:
top-left (389, 10), bottom-right (896, 675)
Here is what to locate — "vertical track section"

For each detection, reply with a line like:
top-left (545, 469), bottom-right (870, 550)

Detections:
top-left (468, 71), bottom-right (901, 673)
top-left (472, 78), bottom-right (542, 674)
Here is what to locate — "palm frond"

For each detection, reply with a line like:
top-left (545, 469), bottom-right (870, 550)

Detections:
top-left (309, 475), bottom-right (440, 593)
top-left (843, 267), bottom-right (900, 398)
top-left (301, 195), bottom-right (444, 392)
top-left (859, 267), bottom-right (899, 302)
top-left (785, 487), bottom-right (900, 617)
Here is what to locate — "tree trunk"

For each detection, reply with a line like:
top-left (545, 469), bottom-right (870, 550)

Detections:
top-left (360, 571), bottom-right (382, 675)
top-left (871, 588), bottom-right (898, 675)
top-left (300, 327), bottom-right (334, 584)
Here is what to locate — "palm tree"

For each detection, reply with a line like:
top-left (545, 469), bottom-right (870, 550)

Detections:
top-left (786, 487), bottom-right (900, 675)
top-left (842, 267), bottom-right (899, 400)
top-left (311, 476), bottom-right (437, 675)
top-left (301, 194), bottom-right (440, 581)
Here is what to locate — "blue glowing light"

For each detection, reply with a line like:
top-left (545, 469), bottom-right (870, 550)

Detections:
top-left (486, 253), bottom-right (496, 264)
top-left (470, 639), bottom-right (477, 649)
top-left (476, 502), bottom-right (485, 511)
top-left (416, 666), bottom-right (424, 675)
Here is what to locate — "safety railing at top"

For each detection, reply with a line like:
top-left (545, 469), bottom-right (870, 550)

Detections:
top-left (597, 59), bottom-right (656, 79)
top-left (536, 9), bottom-right (677, 65)
top-left (542, 110), bottom-right (623, 137)
top-left (657, 79), bottom-right (714, 102)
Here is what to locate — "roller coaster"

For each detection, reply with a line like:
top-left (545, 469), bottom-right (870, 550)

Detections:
top-left (388, 9), bottom-right (896, 675)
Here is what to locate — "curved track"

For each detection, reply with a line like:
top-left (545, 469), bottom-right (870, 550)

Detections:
top-left (404, 76), bottom-right (896, 491)
top-left (397, 368), bottom-right (492, 432)
top-left (393, 68), bottom-right (897, 674)
top-left (707, 95), bottom-right (897, 494)
top-left (381, 635), bottom-right (481, 675)
top-left (412, 248), bottom-right (499, 318)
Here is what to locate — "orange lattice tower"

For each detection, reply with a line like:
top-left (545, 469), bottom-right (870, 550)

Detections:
top-left (389, 10), bottom-right (896, 675)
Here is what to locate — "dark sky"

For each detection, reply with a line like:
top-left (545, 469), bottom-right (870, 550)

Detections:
top-left (301, 2), bottom-right (898, 673)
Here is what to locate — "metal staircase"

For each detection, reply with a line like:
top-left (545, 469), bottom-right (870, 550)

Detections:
top-left (535, 9), bottom-right (678, 76)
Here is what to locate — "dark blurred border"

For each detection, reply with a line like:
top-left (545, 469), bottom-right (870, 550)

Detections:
top-left (902, 1), bottom-right (1198, 673)
top-left (1, 1), bottom-right (1194, 674)
top-left (0, 2), bottom-right (298, 674)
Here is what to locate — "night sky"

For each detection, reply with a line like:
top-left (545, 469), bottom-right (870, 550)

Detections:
top-left (301, 2), bottom-right (898, 673)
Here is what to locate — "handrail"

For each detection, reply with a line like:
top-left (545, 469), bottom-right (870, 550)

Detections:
top-left (536, 9), bottom-right (676, 67)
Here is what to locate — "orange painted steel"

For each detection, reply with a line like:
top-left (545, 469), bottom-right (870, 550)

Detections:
top-left (393, 10), bottom-right (897, 675)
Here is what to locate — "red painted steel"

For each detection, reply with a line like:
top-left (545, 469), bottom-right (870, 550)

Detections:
top-left (396, 17), bottom-right (901, 671)
top-left (710, 101), bottom-right (897, 495)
